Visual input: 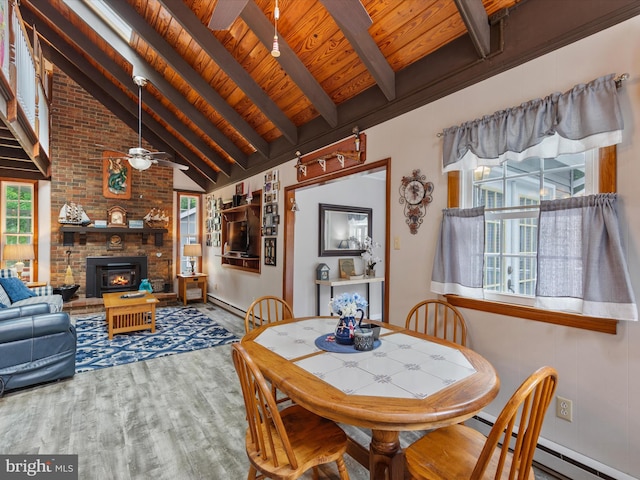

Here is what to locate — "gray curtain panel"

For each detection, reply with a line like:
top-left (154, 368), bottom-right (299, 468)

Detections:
top-left (442, 74), bottom-right (624, 172)
top-left (431, 206), bottom-right (485, 299)
top-left (536, 194), bottom-right (637, 321)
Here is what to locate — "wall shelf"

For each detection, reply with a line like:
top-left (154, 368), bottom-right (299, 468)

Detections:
top-left (220, 193), bottom-right (261, 274)
top-left (60, 225), bottom-right (168, 247)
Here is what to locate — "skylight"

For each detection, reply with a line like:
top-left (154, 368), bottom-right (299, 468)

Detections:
top-left (79, 0), bottom-right (133, 43)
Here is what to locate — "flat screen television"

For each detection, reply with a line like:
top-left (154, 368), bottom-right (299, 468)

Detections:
top-left (228, 220), bottom-right (249, 254)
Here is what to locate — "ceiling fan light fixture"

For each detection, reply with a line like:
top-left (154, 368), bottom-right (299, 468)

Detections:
top-left (128, 156), bottom-right (152, 171)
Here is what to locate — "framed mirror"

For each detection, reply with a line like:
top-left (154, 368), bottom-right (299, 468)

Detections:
top-left (319, 203), bottom-right (372, 256)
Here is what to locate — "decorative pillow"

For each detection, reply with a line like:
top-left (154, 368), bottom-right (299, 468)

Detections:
top-left (0, 303), bottom-right (6, 308)
top-left (0, 285), bottom-right (10, 306)
top-left (0, 277), bottom-right (36, 303)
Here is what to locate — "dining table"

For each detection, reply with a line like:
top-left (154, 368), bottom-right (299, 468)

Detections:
top-left (241, 316), bottom-right (500, 480)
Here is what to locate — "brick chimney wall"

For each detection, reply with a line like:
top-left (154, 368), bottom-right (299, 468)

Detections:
top-left (49, 67), bottom-right (174, 293)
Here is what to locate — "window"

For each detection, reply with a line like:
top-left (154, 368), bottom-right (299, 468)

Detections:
top-left (177, 192), bottom-right (201, 274)
top-left (446, 146), bottom-right (618, 334)
top-left (2, 181), bottom-right (36, 282)
top-left (461, 150), bottom-right (597, 305)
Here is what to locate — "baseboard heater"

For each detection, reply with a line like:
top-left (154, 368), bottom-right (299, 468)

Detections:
top-left (468, 414), bottom-right (633, 480)
top-left (207, 294), bottom-right (246, 319)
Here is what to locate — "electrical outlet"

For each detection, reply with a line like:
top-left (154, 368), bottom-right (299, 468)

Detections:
top-left (394, 236), bottom-right (400, 250)
top-left (556, 396), bottom-right (573, 422)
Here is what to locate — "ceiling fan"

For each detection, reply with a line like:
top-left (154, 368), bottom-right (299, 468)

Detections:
top-left (98, 75), bottom-right (188, 171)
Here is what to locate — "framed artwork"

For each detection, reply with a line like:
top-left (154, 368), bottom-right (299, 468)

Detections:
top-left (264, 237), bottom-right (276, 266)
top-left (235, 182), bottom-right (244, 195)
top-left (265, 204), bottom-right (274, 215)
top-left (272, 181), bottom-right (280, 191)
top-left (103, 157), bottom-right (131, 199)
top-left (338, 258), bottom-right (356, 279)
top-left (273, 214), bottom-right (280, 224)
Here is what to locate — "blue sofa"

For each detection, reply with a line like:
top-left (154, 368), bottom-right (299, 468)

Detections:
top-left (0, 303), bottom-right (76, 395)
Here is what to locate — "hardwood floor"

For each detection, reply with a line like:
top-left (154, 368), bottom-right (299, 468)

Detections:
top-left (0, 303), bottom-right (562, 479)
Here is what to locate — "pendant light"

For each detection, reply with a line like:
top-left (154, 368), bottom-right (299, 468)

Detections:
top-left (271, 0), bottom-right (280, 57)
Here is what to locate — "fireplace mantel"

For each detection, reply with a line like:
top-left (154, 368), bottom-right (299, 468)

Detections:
top-left (60, 226), bottom-right (167, 247)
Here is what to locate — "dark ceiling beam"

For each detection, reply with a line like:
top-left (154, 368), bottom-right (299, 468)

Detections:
top-left (23, 10), bottom-right (217, 189)
top-left (319, 0), bottom-right (395, 101)
top-left (44, 46), bottom-right (214, 190)
top-left (158, 0), bottom-right (299, 144)
top-left (35, 0), bottom-right (248, 170)
top-left (106, 1), bottom-right (278, 153)
top-left (23, 3), bottom-right (230, 180)
top-left (208, 0), bottom-right (249, 30)
top-left (211, 0), bottom-right (640, 189)
top-left (454, 0), bottom-right (491, 58)
top-left (240, 1), bottom-right (338, 128)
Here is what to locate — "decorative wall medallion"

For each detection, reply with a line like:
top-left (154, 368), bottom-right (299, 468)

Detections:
top-left (107, 234), bottom-right (124, 250)
top-left (399, 169), bottom-right (434, 234)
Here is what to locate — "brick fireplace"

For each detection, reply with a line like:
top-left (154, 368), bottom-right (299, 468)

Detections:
top-left (49, 68), bottom-right (176, 295)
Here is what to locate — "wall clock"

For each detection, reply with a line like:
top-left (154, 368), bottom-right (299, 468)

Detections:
top-left (399, 169), bottom-right (434, 234)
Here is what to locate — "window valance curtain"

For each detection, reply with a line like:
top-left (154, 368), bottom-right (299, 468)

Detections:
top-left (536, 194), bottom-right (637, 321)
top-left (442, 74), bottom-right (623, 172)
top-left (431, 207), bottom-right (485, 299)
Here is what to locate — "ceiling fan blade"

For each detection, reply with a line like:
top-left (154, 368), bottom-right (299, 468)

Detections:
top-left (146, 151), bottom-right (172, 160)
top-left (208, 0), bottom-right (249, 30)
top-left (156, 159), bottom-right (189, 171)
top-left (95, 143), bottom-right (128, 156)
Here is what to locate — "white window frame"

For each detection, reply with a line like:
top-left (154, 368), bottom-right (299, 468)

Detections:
top-left (460, 149), bottom-right (599, 307)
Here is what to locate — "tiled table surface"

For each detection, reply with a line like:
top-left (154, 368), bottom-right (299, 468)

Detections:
top-left (254, 317), bottom-right (476, 399)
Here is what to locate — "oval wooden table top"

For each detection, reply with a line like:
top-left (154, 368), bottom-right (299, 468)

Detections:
top-left (241, 316), bottom-right (500, 432)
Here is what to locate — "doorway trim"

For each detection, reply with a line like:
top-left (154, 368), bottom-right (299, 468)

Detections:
top-left (283, 157), bottom-right (391, 321)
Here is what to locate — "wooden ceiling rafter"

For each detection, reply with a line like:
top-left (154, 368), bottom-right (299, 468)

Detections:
top-left (156, 0), bottom-right (298, 145)
top-left (319, 0), bottom-right (395, 101)
top-left (239, 1), bottom-right (338, 128)
top-left (26, 0), bottom-right (236, 178)
top-left (107, 1), bottom-right (276, 155)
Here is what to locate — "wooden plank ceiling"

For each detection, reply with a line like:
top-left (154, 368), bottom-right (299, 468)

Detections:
top-left (16, 0), bottom-right (640, 189)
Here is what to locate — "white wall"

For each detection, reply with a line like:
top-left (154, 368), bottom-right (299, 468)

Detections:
top-left (209, 16), bottom-right (640, 478)
top-left (292, 173), bottom-right (386, 318)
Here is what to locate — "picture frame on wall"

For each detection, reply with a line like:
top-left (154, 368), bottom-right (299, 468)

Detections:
top-left (338, 258), bottom-right (356, 279)
top-left (103, 157), bottom-right (132, 200)
top-left (264, 237), bottom-right (276, 266)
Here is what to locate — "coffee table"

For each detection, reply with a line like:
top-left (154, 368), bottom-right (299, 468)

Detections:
top-left (102, 292), bottom-right (158, 339)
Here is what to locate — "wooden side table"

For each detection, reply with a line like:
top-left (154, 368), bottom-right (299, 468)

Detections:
top-left (177, 273), bottom-right (208, 305)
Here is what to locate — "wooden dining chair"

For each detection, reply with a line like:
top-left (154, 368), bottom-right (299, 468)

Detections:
top-left (231, 343), bottom-right (350, 480)
top-left (405, 365), bottom-right (558, 480)
top-left (244, 295), bottom-right (293, 333)
top-left (405, 299), bottom-right (468, 346)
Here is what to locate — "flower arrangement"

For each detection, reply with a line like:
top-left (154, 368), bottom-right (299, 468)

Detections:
top-left (361, 236), bottom-right (381, 270)
top-left (329, 292), bottom-right (368, 317)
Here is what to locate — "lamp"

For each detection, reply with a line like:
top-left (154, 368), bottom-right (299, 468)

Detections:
top-left (183, 243), bottom-right (202, 275)
top-left (352, 126), bottom-right (361, 152)
top-left (3, 243), bottom-right (35, 280)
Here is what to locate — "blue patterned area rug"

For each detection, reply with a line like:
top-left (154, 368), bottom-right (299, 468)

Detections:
top-left (74, 306), bottom-right (238, 373)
